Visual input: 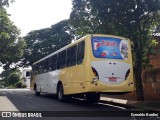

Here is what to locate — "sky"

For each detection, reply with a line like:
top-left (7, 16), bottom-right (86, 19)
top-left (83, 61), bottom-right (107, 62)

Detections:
top-left (7, 0), bottom-right (72, 36)
top-left (0, 0), bottom-right (72, 73)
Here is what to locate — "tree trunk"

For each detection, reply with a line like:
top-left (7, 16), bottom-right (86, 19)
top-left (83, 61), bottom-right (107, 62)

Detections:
top-left (134, 46), bottom-right (144, 101)
top-left (134, 66), bottom-right (144, 101)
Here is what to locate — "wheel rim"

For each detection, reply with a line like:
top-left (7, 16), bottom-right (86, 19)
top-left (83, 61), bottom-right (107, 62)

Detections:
top-left (58, 85), bottom-right (63, 100)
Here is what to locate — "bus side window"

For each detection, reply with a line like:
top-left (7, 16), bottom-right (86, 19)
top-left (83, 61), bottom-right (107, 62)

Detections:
top-left (77, 41), bottom-right (85, 64)
top-left (66, 45), bottom-right (77, 67)
top-left (35, 64), bottom-right (38, 75)
top-left (50, 55), bottom-right (57, 71)
top-left (57, 50), bottom-right (66, 69)
top-left (36, 63), bottom-right (39, 74)
top-left (32, 65), bottom-right (35, 75)
top-left (39, 61), bottom-right (44, 74)
top-left (44, 58), bottom-right (49, 72)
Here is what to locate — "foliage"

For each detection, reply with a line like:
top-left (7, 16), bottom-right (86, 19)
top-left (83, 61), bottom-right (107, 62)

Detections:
top-left (0, 80), bottom-right (5, 88)
top-left (23, 19), bottom-right (75, 66)
top-left (7, 73), bottom-right (19, 85)
top-left (14, 81), bottom-right (26, 88)
top-left (70, 0), bottom-right (160, 101)
top-left (0, 0), bottom-right (14, 7)
top-left (1, 68), bottom-right (21, 86)
top-left (0, 0), bottom-right (26, 69)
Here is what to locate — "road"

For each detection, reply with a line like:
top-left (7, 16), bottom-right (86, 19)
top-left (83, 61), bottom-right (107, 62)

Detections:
top-left (0, 89), bottom-right (140, 120)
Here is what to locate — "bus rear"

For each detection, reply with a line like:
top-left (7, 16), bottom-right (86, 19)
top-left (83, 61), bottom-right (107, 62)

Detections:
top-left (86, 34), bottom-right (134, 94)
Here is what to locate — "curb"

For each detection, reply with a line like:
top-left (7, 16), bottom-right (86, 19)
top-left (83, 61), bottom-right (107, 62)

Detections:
top-left (100, 97), bottom-right (160, 111)
top-left (100, 97), bottom-right (137, 108)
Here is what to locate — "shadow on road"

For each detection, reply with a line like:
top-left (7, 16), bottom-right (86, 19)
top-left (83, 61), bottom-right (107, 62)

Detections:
top-left (37, 93), bottom-right (127, 111)
top-left (0, 90), bottom-right (127, 112)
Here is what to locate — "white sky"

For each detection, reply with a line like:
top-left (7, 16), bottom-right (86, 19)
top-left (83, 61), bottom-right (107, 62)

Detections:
top-left (0, 0), bottom-right (72, 73)
top-left (7, 0), bottom-right (72, 36)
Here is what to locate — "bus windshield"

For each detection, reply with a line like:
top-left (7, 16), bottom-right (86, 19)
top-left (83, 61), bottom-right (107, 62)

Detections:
top-left (91, 36), bottom-right (129, 60)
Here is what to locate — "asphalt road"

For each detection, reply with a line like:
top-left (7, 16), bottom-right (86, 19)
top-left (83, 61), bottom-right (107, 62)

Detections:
top-left (0, 89), bottom-right (149, 120)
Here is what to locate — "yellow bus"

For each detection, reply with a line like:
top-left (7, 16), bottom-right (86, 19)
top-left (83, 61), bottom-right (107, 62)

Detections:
top-left (31, 34), bottom-right (134, 103)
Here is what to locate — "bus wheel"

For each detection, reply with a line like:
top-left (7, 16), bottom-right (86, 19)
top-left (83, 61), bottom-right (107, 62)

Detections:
top-left (35, 85), bottom-right (40, 96)
top-left (86, 92), bottom-right (100, 103)
top-left (57, 84), bottom-right (66, 102)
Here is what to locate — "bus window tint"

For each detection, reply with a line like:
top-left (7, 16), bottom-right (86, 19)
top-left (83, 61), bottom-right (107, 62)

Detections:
top-left (35, 64), bottom-right (38, 74)
top-left (39, 61), bottom-right (44, 74)
top-left (57, 50), bottom-right (66, 69)
top-left (35, 63), bottom-right (39, 74)
top-left (77, 41), bottom-right (85, 64)
top-left (50, 55), bottom-right (57, 71)
top-left (67, 45), bottom-right (77, 67)
top-left (44, 58), bottom-right (49, 72)
top-left (32, 65), bottom-right (36, 75)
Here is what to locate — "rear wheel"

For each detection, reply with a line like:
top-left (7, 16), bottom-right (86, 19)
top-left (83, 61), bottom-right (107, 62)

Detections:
top-left (35, 85), bottom-right (40, 96)
top-left (86, 92), bottom-right (100, 103)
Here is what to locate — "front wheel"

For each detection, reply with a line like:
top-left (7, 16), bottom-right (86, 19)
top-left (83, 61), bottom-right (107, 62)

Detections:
top-left (57, 84), bottom-right (69, 102)
top-left (86, 92), bottom-right (100, 103)
top-left (57, 84), bottom-right (71, 102)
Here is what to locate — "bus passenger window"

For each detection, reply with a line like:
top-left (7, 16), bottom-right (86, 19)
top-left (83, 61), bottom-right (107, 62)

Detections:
top-left (32, 65), bottom-right (35, 75)
top-left (44, 59), bottom-right (49, 72)
top-left (35, 63), bottom-right (39, 74)
top-left (66, 45), bottom-right (77, 67)
top-left (35, 64), bottom-right (38, 74)
top-left (39, 61), bottom-right (44, 74)
top-left (50, 55), bottom-right (57, 71)
top-left (77, 41), bottom-right (85, 64)
top-left (57, 50), bottom-right (66, 69)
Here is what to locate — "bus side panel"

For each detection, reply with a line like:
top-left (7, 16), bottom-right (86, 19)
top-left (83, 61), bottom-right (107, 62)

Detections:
top-left (60, 65), bottom-right (86, 95)
top-left (44, 71), bottom-right (59, 93)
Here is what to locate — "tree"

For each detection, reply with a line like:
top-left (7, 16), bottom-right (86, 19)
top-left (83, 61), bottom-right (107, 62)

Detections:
top-left (70, 0), bottom-right (160, 101)
top-left (23, 19), bottom-right (75, 66)
top-left (1, 68), bottom-right (21, 87)
top-left (0, 0), bottom-right (26, 69)
top-left (0, 0), bottom-right (13, 7)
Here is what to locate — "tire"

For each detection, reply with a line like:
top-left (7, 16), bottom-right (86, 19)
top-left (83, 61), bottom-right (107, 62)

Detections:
top-left (35, 85), bottom-right (40, 96)
top-left (57, 84), bottom-right (66, 102)
top-left (86, 92), bottom-right (100, 103)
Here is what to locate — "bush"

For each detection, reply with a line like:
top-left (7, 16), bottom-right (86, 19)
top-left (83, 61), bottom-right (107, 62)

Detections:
top-left (7, 73), bottom-right (20, 85)
top-left (14, 81), bottom-right (27, 88)
top-left (0, 80), bottom-right (5, 88)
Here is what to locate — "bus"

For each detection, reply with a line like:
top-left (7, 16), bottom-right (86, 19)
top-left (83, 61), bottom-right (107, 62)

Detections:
top-left (31, 34), bottom-right (134, 103)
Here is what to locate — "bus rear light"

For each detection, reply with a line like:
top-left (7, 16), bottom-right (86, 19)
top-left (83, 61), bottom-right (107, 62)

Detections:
top-left (125, 69), bottom-right (130, 80)
top-left (92, 67), bottom-right (99, 80)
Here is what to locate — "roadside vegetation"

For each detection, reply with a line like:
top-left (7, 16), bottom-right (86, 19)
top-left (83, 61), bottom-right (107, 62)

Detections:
top-left (0, 68), bottom-right (26, 88)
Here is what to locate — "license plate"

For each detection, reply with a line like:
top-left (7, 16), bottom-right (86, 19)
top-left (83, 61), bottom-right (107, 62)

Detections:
top-left (109, 77), bottom-right (117, 82)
